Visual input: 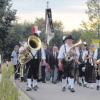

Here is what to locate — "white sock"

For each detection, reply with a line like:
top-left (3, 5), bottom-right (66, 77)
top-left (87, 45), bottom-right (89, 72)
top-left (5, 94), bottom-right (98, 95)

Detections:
top-left (33, 79), bottom-right (38, 87)
top-left (70, 78), bottom-right (74, 89)
top-left (62, 78), bottom-right (67, 88)
top-left (27, 79), bottom-right (32, 88)
top-left (68, 77), bottom-right (71, 87)
top-left (96, 80), bottom-right (100, 86)
top-left (90, 83), bottom-right (94, 88)
top-left (83, 77), bottom-right (87, 85)
top-left (79, 77), bottom-right (82, 84)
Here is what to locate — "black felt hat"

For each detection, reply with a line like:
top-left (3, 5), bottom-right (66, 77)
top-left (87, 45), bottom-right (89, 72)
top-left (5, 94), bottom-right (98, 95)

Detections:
top-left (63, 35), bottom-right (73, 42)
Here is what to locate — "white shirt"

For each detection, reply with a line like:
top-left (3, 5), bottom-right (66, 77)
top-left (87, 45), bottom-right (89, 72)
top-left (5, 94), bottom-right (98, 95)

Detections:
top-left (58, 44), bottom-right (79, 59)
top-left (11, 50), bottom-right (18, 65)
top-left (31, 45), bottom-right (46, 60)
top-left (94, 49), bottom-right (98, 60)
top-left (82, 50), bottom-right (88, 61)
top-left (41, 46), bottom-right (46, 60)
top-left (76, 48), bottom-right (88, 61)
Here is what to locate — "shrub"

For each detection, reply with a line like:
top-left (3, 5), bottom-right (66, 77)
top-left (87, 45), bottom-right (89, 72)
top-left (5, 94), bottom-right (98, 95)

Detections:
top-left (0, 63), bottom-right (19, 100)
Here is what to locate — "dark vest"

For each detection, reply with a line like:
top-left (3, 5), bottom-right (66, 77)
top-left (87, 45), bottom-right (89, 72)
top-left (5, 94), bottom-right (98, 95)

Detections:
top-left (97, 48), bottom-right (100, 60)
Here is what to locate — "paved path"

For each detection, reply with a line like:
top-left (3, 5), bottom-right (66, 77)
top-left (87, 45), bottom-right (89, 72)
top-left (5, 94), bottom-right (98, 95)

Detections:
top-left (15, 80), bottom-right (100, 100)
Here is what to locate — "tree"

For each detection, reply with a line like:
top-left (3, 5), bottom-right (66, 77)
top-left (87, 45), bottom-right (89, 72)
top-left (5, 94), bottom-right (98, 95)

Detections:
top-left (3, 22), bottom-right (35, 60)
top-left (49, 21), bottom-right (64, 47)
top-left (81, 30), bottom-right (95, 45)
top-left (70, 30), bottom-right (81, 43)
top-left (80, 0), bottom-right (100, 45)
top-left (34, 18), bottom-right (46, 42)
top-left (0, 0), bottom-right (16, 58)
top-left (3, 28), bottom-right (21, 60)
top-left (3, 17), bottom-right (65, 59)
top-left (34, 18), bottom-right (64, 47)
top-left (49, 30), bottom-right (63, 48)
top-left (13, 22), bottom-right (34, 39)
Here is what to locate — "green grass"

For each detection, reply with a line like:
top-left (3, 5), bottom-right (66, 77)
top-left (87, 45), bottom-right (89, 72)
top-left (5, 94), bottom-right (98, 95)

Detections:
top-left (0, 63), bottom-right (19, 100)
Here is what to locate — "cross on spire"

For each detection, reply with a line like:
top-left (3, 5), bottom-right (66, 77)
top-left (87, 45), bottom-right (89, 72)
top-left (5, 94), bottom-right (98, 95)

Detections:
top-left (46, 0), bottom-right (49, 8)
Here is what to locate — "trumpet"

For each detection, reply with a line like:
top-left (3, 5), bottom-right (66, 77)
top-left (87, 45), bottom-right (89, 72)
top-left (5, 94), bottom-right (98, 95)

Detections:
top-left (64, 39), bottom-right (82, 61)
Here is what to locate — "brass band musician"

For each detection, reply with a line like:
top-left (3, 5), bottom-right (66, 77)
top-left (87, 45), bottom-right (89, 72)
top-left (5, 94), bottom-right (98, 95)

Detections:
top-left (94, 47), bottom-right (100, 90)
top-left (58, 35), bottom-right (79, 92)
top-left (18, 30), bottom-right (46, 91)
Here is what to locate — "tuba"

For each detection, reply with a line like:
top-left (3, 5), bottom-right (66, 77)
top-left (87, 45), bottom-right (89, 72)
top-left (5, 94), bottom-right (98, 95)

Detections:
top-left (64, 39), bottom-right (82, 61)
top-left (18, 35), bottom-right (41, 65)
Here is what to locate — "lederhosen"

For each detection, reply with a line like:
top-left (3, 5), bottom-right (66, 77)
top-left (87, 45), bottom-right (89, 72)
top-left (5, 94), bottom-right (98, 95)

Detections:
top-left (96, 48), bottom-right (100, 80)
top-left (62, 45), bottom-right (75, 79)
top-left (26, 49), bottom-right (41, 80)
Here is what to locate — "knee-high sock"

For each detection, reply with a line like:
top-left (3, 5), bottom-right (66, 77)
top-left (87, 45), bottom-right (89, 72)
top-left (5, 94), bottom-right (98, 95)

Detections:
top-left (68, 77), bottom-right (71, 87)
top-left (33, 79), bottom-right (38, 87)
top-left (83, 77), bottom-right (87, 85)
top-left (27, 79), bottom-right (32, 88)
top-left (96, 80), bottom-right (100, 86)
top-left (79, 77), bottom-right (83, 84)
top-left (62, 78), bottom-right (67, 88)
top-left (70, 78), bottom-right (74, 89)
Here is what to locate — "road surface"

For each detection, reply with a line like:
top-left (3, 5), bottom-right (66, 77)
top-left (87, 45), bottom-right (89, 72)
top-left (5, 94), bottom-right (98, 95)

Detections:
top-left (15, 80), bottom-right (100, 100)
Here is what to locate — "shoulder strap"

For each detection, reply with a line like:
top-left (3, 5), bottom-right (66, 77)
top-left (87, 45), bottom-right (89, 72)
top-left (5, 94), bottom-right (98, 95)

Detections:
top-left (64, 44), bottom-right (67, 54)
top-left (29, 49), bottom-right (41, 59)
top-left (97, 48), bottom-right (100, 59)
top-left (37, 49), bottom-right (41, 60)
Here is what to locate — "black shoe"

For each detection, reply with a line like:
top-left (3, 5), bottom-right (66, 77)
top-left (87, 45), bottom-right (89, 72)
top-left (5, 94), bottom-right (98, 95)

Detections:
top-left (68, 86), bottom-right (71, 90)
top-left (26, 87), bottom-right (32, 91)
top-left (62, 87), bottom-right (66, 92)
top-left (79, 83), bottom-right (82, 86)
top-left (97, 86), bottom-right (99, 90)
top-left (70, 88), bottom-right (75, 92)
top-left (38, 79), bottom-right (42, 82)
top-left (53, 82), bottom-right (57, 84)
top-left (20, 77), bottom-right (24, 82)
top-left (52, 81), bottom-right (56, 84)
top-left (83, 84), bottom-right (87, 87)
top-left (42, 81), bottom-right (46, 83)
top-left (33, 86), bottom-right (38, 91)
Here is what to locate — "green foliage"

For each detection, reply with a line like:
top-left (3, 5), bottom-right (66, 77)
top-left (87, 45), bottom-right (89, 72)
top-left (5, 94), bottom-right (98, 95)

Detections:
top-left (86, 0), bottom-right (100, 21)
top-left (3, 28), bottom-right (21, 60)
top-left (34, 18), bottom-right (64, 46)
top-left (81, 30), bottom-right (95, 45)
top-left (0, 0), bottom-right (16, 59)
top-left (34, 18), bottom-right (46, 42)
top-left (80, 0), bottom-right (100, 44)
top-left (70, 30), bottom-right (81, 43)
top-left (0, 7), bottom-right (66, 59)
top-left (0, 63), bottom-right (18, 100)
top-left (13, 22), bottom-right (34, 39)
top-left (0, 0), bottom-right (16, 39)
top-left (49, 31), bottom-right (63, 48)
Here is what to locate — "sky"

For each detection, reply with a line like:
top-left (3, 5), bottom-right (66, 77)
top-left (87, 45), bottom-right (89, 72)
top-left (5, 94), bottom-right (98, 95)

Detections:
top-left (12, 0), bottom-right (88, 31)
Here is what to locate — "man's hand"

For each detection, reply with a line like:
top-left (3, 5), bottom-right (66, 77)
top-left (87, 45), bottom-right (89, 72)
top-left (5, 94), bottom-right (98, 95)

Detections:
top-left (58, 62), bottom-right (63, 71)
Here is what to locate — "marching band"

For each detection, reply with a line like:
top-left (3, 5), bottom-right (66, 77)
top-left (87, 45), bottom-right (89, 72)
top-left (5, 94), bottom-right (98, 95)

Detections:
top-left (11, 32), bottom-right (100, 93)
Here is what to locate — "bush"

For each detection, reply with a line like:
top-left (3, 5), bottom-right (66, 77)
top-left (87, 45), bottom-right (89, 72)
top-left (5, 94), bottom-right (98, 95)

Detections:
top-left (0, 63), bottom-right (19, 100)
